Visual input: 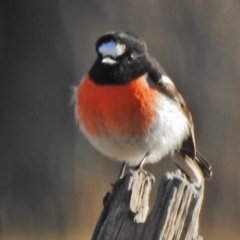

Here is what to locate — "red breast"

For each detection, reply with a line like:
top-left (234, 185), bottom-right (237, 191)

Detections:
top-left (76, 75), bottom-right (161, 137)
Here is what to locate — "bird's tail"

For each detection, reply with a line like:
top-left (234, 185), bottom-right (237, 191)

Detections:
top-left (173, 151), bottom-right (212, 187)
top-left (195, 151), bottom-right (212, 180)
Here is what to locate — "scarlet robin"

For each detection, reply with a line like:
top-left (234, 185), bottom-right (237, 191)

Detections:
top-left (75, 31), bottom-right (212, 187)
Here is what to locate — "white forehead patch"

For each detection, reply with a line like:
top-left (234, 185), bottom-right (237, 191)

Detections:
top-left (161, 75), bottom-right (174, 85)
top-left (98, 41), bottom-right (126, 58)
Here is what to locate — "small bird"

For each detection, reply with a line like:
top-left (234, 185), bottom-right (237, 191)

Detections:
top-left (75, 32), bottom-right (212, 187)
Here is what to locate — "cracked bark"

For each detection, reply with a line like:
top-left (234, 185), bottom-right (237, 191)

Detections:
top-left (91, 169), bottom-right (204, 240)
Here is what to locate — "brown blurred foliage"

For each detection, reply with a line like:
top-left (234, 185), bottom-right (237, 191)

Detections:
top-left (0, 1), bottom-right (239, 239)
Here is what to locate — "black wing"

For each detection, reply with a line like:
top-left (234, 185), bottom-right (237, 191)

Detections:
top-left (147, 57), bottom-right (212, 180)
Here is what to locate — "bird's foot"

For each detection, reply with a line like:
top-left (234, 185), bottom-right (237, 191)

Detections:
top-left (130, 168), bottom-right (155, 184)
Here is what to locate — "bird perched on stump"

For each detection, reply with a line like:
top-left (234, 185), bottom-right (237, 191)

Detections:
top-left (75, 31), bottom-right (212, 187)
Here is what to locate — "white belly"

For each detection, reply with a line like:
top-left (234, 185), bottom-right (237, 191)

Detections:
top-left (83, 95), bottom-right (190, 166)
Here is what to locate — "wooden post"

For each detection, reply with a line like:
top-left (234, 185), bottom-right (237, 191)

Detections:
top-left (91, 169), bottom-right (204, 240)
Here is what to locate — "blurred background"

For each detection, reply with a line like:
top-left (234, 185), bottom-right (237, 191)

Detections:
top-left (0, 0), bottom-right (239, 239)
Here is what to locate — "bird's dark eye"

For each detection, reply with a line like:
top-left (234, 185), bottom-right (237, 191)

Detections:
top-left (127, 53), bottom-right (134, 62)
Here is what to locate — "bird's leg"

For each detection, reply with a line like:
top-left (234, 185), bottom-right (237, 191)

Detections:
top-left (135, 152), bottom-right (150, 170)
top-left (134, 152), bottom-right (155, 183)
top-left (118, 162), bottom-right (127, 179)
top-left (105, 163), bottom-right (127, 206)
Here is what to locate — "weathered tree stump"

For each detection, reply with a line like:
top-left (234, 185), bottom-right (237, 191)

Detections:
top-left (92, 169), bottom-right (204, 240)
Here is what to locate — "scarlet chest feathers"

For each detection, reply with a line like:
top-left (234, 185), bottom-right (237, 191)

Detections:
top-left (76, 75), bottom-right (160, 136)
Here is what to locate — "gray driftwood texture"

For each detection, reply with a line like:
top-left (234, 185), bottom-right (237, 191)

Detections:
top-left (91, 169), bottom-right (204, 240)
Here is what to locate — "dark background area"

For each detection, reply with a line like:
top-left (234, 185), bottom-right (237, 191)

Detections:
top-left (0, 1), bottom-right (239, 239)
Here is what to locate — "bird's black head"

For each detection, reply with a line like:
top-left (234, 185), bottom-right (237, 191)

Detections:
top-left (89, 32), bottom-right (151, 85)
